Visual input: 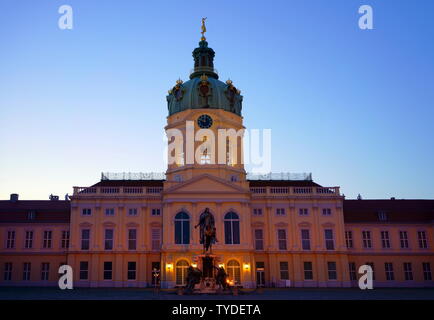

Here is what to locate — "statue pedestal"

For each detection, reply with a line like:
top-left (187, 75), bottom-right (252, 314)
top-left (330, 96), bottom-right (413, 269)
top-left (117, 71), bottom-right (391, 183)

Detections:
top-left (193, 254), bottom-right (220, 294)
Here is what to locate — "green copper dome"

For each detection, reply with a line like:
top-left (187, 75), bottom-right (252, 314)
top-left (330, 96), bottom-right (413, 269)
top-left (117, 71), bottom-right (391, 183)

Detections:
top-left (166, 40), bottom-right (243, 116)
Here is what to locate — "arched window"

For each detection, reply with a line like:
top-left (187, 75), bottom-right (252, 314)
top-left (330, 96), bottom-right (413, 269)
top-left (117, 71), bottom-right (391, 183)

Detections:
top-left (175, 212), bottom-right (190, 244)
top-left (227, 260), bottom-right (241, 284)
top-left (224, 212), bottom-right (240, 244)
top-left (175, 260), bottom-right (189, 286)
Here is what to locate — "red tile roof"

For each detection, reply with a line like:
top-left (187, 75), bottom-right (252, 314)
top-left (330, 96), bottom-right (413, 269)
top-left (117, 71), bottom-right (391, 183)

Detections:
top-left (0, 200), bottom-right (70, 223)
top-left (343, 199), bottom-right (434, 224)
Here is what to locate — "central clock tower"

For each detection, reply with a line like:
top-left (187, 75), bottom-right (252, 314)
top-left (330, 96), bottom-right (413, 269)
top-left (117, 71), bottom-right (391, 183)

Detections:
top-left (164, 35), bottom-right (247, 188)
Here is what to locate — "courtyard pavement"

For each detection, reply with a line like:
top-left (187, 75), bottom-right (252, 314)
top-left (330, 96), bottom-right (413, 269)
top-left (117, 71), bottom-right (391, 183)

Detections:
top-left (0, 287), bottom-right (433, 300)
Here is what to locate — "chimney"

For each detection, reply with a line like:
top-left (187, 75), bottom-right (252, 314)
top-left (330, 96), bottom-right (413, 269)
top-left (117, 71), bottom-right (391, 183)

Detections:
top-left (10, 194), bottom-right (19, 202)
top-left (49, 194), bottom-right (59, 201)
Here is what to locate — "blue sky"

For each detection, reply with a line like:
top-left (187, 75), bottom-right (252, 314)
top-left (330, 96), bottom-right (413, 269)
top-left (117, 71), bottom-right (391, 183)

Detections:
top-left (0, 0), bottom-right (433, 200)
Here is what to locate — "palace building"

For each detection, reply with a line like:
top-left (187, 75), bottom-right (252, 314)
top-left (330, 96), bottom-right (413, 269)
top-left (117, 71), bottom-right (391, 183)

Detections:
top-left (0, 29), bottom-right (433, 289)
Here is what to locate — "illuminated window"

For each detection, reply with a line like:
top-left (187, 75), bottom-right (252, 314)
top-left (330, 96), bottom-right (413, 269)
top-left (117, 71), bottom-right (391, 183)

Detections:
top-left (175, 260), bottom-right (189, 286)
top-left (227, 260), bottom-right (241, 284)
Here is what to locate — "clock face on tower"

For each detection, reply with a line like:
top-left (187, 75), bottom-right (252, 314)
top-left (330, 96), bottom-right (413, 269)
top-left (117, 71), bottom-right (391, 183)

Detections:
top-left (197, 114), bottom-right (213, 129)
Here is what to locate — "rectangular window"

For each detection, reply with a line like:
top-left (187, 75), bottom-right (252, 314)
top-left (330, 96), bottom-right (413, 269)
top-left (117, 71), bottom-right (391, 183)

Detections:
top-left (3, 262), bottom-right (12, 281)
top-left (253, 208), bottom-right (263, 216)
top-left (6, 231), bottom-right (15, 249)
top-left (104, 229), bottom-right (114, 250)
top-left (366, 262), bottom-right (375, 280)
top-left (43, 231), bottom-right (52, 249)
top-left (403, 262), bottom-right (413, 280)
top-left (23, 262), bottom-right (31, 281)
top-left (151, 228), bottom-right (161, 251)
top-left (279, 262), bottom-right (289, 280)
top-left (299, 208), bottom-right (308, 216)
top-left (276, 208), bottom-right (285, 216)
top-left (25, 231), bottom-right (33, 249)
top-left (254, 229), bottom-right (264, 250)
top-left (349, 262), bottom-right (357, 281)
top-left (324, 229), bottom-right (335, 250)
top-left (61, 231), bottom-right (70, 249)
top-left (422, 262), bottom-right (432, 281)
top-left (327, 262), bottom-right (337, 280)
top-left (381, 231), bottom-right (391, 249)
top-left (128, 208), bottom-right (138, 216)
top-left (79, 261), bottom-right (89, 280)
top-left (378, 211), bottom-right (387, 221)
top-left (322, 208), bottom-right (331, 216)
top-left (151, 208), bottom-right (161, 216)
top-left (362, 231), bottom-right (372, 248)
top-left (81, 229), bottom-right (90, 250)
top-left (27, 210), bottom-right (36, 220)
top-left (41, 263), bottom-right (50, 281)
top-left (301, 229), bottom-right (311, 250)
top-left (418, 231), bottom-right (428, 249)
top-left (399, 231), bottom-right (409, 249)
top-left (103, 262), bottom-right (112, 280)
top-left (128, 229), bottom-right (137, 250)
top-left (127, 262), bottom-right (136, 280)
top-left (304, 262), bottom-right (313, 280)
top-left (345, 231), bottom-right (353, 249)
top-left (385, 262), bottom-right (394, 280)
top-left (277, 229), bottom-right (287, 250)
top-left (82, 208), bottom-right (92, 216)
top-left (105, 208), bottom-right (115, 216)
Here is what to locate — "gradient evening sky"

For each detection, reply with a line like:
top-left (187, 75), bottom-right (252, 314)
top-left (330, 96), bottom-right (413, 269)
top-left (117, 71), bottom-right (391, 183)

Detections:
top-left (0, 0), bottom-right (433, 200)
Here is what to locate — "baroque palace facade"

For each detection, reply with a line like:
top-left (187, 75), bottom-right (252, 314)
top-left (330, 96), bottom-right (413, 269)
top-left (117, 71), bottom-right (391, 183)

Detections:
top-left (0, 32), bottom-right (433, 289)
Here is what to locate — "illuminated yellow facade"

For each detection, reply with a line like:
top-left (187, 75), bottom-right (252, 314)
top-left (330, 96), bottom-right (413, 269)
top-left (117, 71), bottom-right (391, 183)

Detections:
top-left (0, 33), bottom-right (433, 289)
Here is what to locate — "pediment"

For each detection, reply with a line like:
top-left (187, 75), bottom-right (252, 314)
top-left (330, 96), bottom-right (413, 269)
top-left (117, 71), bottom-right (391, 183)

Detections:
top-left (165, 174), bottom-right (246, 194)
